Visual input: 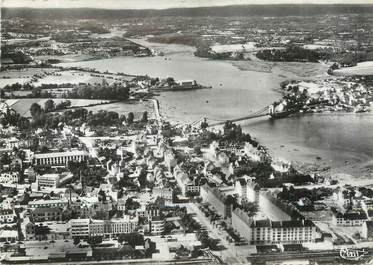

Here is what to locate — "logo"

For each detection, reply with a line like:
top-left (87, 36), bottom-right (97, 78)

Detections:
top-left (340, 247), bottom-right (367, 262)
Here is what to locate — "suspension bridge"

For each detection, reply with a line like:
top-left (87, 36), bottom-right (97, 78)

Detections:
top-left (189, 104), bottom-right (289, 127)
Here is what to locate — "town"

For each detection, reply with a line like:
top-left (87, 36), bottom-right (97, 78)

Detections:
top-left (1, 92), bottom-right (373, 264)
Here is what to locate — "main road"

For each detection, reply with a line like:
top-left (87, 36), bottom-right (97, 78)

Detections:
top-left (185, 203), bottom-right (253, 264)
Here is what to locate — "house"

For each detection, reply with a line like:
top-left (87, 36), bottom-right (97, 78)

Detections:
top-left (164, 149), bottom-right (177, 172)
top-left (0, 171), bottom-right (19, 184)
top-left (0, 209), bottom-right (15, 223)
top-left (333, 188), bottom-right (354, 208)
top-left (173, 165), bottom-right (199, 196)
top-left (332, 210), bottom-right (367, 227)
top-left (235, 178), bottom-right (247, 203)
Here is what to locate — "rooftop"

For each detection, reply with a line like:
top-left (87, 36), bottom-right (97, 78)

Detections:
top-left (34, 150), bottom-right (87, 159)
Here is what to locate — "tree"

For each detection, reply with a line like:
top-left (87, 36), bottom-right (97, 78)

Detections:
top-left (32, 87), bottom-right (41, 98)
top-left (119, 114), bottom-right (126, 123)
top-left (125, 198), bottom-right (140, 212)
top-left (17, 117), bottom-right (31, 131)
top-left (166, 77), bottom-right (175, 86)
top-left (44, 99), bottom-right (55, 113)
top-left (127, 112), bottom-right (134, 125)
top-left (241, 201), bottom-right (259, 217)
top-left (73, 237), bottom-right (81, 245)
top-left (118, 233), bottom-right (144, 246)
top-left (30, 103), bottom-right (42, 117)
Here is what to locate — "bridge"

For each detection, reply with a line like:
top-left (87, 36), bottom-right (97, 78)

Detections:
top-left (189, 104), bottom-right (284, 128)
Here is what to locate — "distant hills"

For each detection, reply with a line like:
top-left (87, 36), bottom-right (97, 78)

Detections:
top-left (2, 4), bottom-right (373, 19)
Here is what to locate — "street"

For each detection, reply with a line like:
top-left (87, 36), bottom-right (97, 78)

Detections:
top-left (186, 203), bottom-right (253, 264)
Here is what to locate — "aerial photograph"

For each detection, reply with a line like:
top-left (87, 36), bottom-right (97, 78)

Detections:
top-left (1, 0), bottom-right (373, 264)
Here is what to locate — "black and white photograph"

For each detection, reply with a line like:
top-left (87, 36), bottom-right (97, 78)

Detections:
top-left (1, 0), bottom-right (373, 264)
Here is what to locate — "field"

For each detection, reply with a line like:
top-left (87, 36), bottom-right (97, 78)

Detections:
top-left (6, 98), bottom-right (154, 119)
top-left (0, 68), bottom-right (135, 89)
top-left (0, 67), bottom-right (54, 87)
top-left (83, 100), bottom-right (155, 119)
top-left (6, 98), bottom-right (111, 117)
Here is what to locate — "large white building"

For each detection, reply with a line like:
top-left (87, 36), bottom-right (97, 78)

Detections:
top-left (0, 171), bottom-right (19, 184)
top-left (231, 208), bottom-right (317, 245)
top-left (70, 216), bottom-right (138, 238)
top-left (33, 150), bottom-right (87, 166)
top-left (70, 219), bottom-right (90, 238)
top-left (250, 219), bottom-right (317, 245)
top-left (36, 173), bottom-right (60, 188)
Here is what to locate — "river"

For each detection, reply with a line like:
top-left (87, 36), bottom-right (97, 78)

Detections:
top-left (60, 39), bottom-right (373, 179)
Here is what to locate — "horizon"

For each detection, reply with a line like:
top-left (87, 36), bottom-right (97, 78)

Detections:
top-left (2, 0), bottom-right (373, 10)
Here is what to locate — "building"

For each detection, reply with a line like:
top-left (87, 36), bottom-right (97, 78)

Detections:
top-left (36, 173), bottom-right (60, 188)
top-left (231, 208), bottom-right (253, 242)
top-left (70, 219), bottom-right (90, 238)
top-left (244, 142), bottom-right (267, 162)
top-left (174, 166), bottom-right (200, 196)
top-left (362, 220), bottom-right (373, 239)
top-left (109, 216), bottom-right (138, 235)
top-left (0, 230), bottom-right (18, 242)
top-left (362, 199), bottom-right (373, 220)
top-left (250, 219), bottom-right (317, 245)
top-left (25, 220), bottom-right (70, 241)
top-left (235, 177), bottom-right (260, 204)
top-left (31, 207), bottom-right (65, 222)
top-left (0, 209), bottom-right (15, 223)
top-left (70, 216), bottom-right (138, 238)
top-left (235, 178), bottom-right (248, 203)
top-left (33, 150), bottom-right (87, 166)
top-left (28, 199), bottom-right (68, 209)
top-left (152, 187), bottom-right (173, 202)
top-left (175, 80), bottom-right (197, 89)
top-left (271, 158), bottom-right (291, 173)
top-left (332, 210), bottom-right (368, 227)
top-left (333, 188), bottom-right (354, 209)
top-left (150, 216), bottom-right (165, 235)
top-left (164, 149), bottom-right (177, 172)
top-left (6, 137), bottom-right (19, 149)
top-left (117, 199), bottom-right (126, 212)
top-left (0, 171), bottom-right (19, 184)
